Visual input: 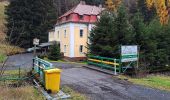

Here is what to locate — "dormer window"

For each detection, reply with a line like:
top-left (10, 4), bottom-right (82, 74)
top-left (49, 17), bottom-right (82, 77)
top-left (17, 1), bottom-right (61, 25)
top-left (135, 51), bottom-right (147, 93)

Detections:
top-left (79, 15), bottom-right (83, 20)
top-left (66, 15), bottom-right (70, 20)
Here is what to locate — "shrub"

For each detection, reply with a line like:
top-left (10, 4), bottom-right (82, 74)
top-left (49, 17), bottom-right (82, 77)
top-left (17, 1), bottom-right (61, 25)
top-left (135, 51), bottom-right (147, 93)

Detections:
top-left (48, 43), bottom-right (61, 61)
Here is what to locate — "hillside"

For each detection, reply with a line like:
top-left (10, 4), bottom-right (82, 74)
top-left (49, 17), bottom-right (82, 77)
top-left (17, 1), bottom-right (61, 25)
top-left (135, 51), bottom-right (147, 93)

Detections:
top-left (0, 1), bottom-right (8, 39)
top-left (0, 1), bottom-right (24, 60)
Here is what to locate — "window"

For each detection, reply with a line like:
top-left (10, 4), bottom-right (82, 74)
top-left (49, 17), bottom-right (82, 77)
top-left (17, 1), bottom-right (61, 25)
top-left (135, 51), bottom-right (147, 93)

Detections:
top-left (64, 45), bottom-right (66, 52)
top-left (64, 30), bottom-right (66, 38)
top-left (58, 31), bottom-right (59, 38)
top-left (49, 32), bottom-right (54, 39)
top-left (79, 15), bottom-right (83, 20)
top-left (66, 15), bottom-right (70, 20)
top-left (79, 45), bottom-right (83, 53)
top-left (80, 29), bottom-right (83, 37)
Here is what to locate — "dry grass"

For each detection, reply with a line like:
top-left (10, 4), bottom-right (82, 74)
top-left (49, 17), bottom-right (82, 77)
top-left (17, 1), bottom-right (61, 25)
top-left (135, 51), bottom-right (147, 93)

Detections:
top-left (0, 70), bottom-right (45, 100)
top-left (0, 1), bottom-right (8, 34)
top-left (61, 86), bottom-right (88, 100)
top-left (0, 43), bottom-right (25, 55)
top-left (0, 85), bottom-right (45, 100)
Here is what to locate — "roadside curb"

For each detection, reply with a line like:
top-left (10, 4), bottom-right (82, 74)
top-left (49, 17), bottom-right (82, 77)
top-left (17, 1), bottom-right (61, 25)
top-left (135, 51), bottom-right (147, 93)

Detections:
top-left (83, 65), bottom-right (116, 75)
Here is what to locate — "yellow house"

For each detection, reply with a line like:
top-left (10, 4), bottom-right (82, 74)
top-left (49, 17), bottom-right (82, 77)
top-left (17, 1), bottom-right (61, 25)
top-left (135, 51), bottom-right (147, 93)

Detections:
top-left (49, 1), bottom-right (103, 60)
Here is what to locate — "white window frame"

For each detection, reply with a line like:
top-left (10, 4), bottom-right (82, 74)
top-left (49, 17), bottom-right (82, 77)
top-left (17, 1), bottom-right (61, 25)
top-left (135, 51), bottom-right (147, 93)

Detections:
top-left (79, 45), bottom-right (83, 53)
top-left (58, 31), bottom-right (59, 38)
top-left (64, 30), bottom-right (66, 38)
top-left (64, 45), bottom-right (67, 53)
top-left (80, 29), bottom-right (83, 38)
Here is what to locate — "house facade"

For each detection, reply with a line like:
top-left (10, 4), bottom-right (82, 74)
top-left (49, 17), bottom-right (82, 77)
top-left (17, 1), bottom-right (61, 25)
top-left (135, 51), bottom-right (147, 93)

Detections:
top-left (49, 1), bottom-right (103, 60)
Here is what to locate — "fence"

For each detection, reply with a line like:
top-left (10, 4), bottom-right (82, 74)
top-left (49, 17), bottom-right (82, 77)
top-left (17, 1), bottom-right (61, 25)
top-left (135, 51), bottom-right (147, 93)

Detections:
top-left (87, 55), bottom-right (121, 75)
top-left (33, 57), bottom-right (53, 85)
top-left (0, 59), bottom-right (33, 81)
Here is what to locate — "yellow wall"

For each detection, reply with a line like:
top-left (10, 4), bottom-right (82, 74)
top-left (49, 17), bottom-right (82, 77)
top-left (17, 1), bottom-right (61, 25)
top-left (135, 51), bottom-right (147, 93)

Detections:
top-left (51, 23), bottom-right (91, 58)
top-left (55, 29), bottom-right (61, 42)
top-left (49, 31), bottom-right (55, 42)
top-left (60, 25), bottom-right (70, 57)
top-left (74, 26), bottom-right (88, 57)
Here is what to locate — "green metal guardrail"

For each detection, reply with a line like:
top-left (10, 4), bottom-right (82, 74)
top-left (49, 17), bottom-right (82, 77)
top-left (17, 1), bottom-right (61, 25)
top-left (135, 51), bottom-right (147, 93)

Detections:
top-left (33, 57), bottom-right (54, 85)
top-left (87, 55), bottom-right (121, 75)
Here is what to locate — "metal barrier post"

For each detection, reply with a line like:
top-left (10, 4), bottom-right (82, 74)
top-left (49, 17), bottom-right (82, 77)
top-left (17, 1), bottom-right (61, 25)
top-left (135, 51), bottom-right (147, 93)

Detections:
top-left (19, 66), bottom-right (21, 78)
top-left (114, 59), bottom-right (117, 75)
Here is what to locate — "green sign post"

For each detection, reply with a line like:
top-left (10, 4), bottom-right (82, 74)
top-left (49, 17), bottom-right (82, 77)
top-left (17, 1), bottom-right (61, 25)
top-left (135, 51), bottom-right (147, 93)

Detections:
top-left (121, 45), bottom-right (138, 62)
top-left (121, 45), bottom-right (139, 73)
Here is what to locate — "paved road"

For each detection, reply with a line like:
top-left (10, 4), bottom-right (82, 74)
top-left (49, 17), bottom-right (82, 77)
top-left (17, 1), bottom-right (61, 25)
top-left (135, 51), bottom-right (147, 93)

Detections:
top-left (59, 66), bottom-right (170, 100)
top-left (4, 53), bottom-right (170, 100)
top-left (4, 53), bottom-right (33, 70)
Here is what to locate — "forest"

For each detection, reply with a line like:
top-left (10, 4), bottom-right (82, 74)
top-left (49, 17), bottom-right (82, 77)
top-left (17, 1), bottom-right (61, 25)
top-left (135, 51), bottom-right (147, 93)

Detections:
top-left (4, 0), bottom-right (170, 71)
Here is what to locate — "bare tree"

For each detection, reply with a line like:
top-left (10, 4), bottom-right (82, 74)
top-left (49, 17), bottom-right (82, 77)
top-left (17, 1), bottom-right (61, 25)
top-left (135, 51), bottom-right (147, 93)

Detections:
top-left (0, 20), bottom-right (25, 77)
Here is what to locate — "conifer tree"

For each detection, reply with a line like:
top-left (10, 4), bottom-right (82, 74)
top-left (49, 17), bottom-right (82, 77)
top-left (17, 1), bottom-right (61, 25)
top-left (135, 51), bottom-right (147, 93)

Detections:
top-left (89, 11), bottom-right (115, 57)
top-left (5, 0), bottom-right (57, 48)
top-left (84, 0), bottom-right (104, 5)
top-left (137, 0), bottom-right (156, 23)
top-left (113, 5), bottom-right (132, 49)
top-left (89, 5), bottom-right (132, 58)
top-left (48, 43), bottom-right (61, 61)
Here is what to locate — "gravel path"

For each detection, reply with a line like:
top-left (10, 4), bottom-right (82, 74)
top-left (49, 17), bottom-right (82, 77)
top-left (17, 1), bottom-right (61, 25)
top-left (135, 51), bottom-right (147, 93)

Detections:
top-left (4, 53), bottom-right (170, 100)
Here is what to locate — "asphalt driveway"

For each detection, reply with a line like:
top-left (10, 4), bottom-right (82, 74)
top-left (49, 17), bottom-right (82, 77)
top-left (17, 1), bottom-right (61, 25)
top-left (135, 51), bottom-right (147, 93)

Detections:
top-left (59, 66), bottom-right (170, 100)
top-left (3, 53), bottom-right (170, 100)
top-left (4, 53), bottom-right (33, 70)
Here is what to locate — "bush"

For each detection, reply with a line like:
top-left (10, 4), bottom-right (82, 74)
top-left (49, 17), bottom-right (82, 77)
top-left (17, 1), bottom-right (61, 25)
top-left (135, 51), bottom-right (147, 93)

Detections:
top-left (48, 43), bottom-right (61, 61)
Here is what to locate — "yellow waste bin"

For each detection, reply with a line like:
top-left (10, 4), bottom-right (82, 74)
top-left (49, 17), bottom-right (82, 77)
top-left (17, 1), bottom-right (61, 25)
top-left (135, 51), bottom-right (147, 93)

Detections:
top-left (44, 68), bottom-right (61, 93)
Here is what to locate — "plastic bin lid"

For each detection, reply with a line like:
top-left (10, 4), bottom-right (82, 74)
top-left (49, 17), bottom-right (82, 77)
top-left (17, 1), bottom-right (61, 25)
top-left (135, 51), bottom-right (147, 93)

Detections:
top-left (44, 68), bottom-right (61, 73)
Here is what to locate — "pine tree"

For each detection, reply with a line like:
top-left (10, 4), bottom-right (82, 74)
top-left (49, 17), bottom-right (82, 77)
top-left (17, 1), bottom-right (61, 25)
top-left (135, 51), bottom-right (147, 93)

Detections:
top-left (131, 12), bottom-right (147, 47)
top-left (84, 0), bottom-right (104, 5)
top-left (137, 0), bottom-right (156, 23)
top-left (153, 21), bottom-right (170, 66)
top-left (5, 0), bottom-right (57, 48)
top-left (89, 11), bottom-right (115, 57)
top-left (113, 4), bottom-right (132, 48)
top-left (89, 5), bottom-right (132, 58)
top-left (130, 12), bottom-right (151, 67)
top-left (48, 43), bottom-right (61, 61)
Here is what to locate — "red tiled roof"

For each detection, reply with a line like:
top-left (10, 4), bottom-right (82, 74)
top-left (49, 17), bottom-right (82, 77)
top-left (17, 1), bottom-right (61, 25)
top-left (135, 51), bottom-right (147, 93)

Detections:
top-left (59, 3), bottom-right (104, 18)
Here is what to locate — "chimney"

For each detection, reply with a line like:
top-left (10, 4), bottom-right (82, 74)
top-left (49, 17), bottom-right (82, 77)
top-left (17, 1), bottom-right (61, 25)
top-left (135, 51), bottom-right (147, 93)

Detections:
top-left (80, 1), bottom-right (86, 5)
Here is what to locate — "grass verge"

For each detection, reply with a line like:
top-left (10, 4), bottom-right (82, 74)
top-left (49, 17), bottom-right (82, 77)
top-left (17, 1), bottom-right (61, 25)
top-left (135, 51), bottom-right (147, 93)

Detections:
top-left (0, 53), bottom-right (6, 63)
top-left (0, 69), bottom-right (45, 100)
top-left (61, 86), bottom-right (87, 100)
top-left (0, 85), bottom-right (45, 100)
top-left (117, 75), bottom-right (170, 91)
